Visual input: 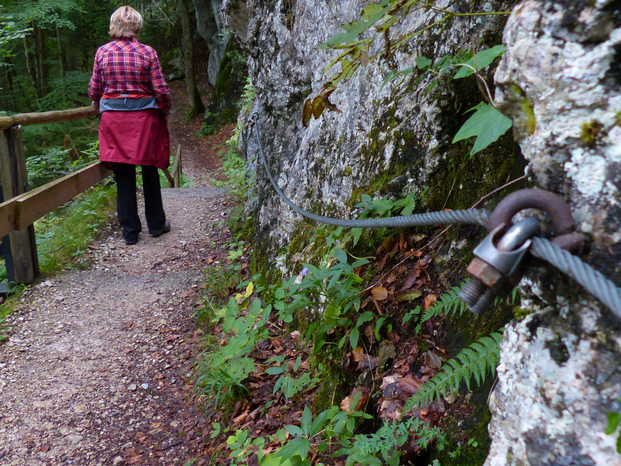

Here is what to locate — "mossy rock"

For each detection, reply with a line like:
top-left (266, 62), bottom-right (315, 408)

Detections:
top-left (203, 40), bottom-right (248, 135)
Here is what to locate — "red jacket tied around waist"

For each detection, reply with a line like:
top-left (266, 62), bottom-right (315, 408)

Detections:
top-left (88, 39), bottom-right (171, 169)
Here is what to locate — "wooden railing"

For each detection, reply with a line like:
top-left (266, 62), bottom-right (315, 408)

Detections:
top-left (0, 105), bottom-right (183, 287)
top-left (0, 106), bottom-right (107, 286)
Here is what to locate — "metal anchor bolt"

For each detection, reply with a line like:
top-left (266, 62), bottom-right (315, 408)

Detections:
top-left (460, 217), bottom-right (541, 314)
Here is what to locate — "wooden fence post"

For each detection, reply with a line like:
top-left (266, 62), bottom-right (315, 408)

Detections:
top-left (173, 144), bottom-right (182, 188)
top-left (0, 126), bottom-right (39, 284)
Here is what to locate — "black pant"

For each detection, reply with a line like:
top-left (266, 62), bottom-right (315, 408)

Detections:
top-left (111, 163), bottom-right (166, 241)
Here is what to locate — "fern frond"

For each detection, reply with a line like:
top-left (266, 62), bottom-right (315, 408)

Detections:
top-left (419, 283), bottom-right (468, 325)
top-left (401, 332), bottom-right (502, 416)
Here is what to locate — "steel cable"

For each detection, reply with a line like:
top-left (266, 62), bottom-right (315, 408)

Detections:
top-left (251, 117), bottom-right (489, 228)
top-left (251, 114), bottom-right (621, 318)
top-left (530, 237), bottom-right (621, 318)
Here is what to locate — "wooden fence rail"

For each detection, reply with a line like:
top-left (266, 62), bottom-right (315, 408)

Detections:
top-left (0, 107), bottom-right (104, 285)
top-left (0, 106), bottom-right (97, 131)
top-left (0, 105), bottom-right (182, 286)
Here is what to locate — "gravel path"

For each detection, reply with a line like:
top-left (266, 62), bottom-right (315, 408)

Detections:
top-left (0, 185), bottom-right (230, 465)
top-left (0, 78), bottom-right (232, 466)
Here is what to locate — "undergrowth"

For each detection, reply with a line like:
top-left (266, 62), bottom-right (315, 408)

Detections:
top-left (35, 182), bottom-right (116, 274)
top-left (195, 198), bottom-right (518, 464)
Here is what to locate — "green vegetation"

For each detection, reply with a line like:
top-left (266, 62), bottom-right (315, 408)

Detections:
top-left (0, 180), bottom-right (114, 337)
top-left (402, 332), bottom-right (503, 412)
top-left (195, 178), bottom-right (524, 464)
top-left (34, 182), bottom-right (115, 274)
top-left (606, 400), bottom-right (621, 453)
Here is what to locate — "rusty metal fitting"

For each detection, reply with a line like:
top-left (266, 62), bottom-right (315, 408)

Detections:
top-left (460, 217), bottom-right (541, 314)
top-left (488, 189), bottom-right (583, 253)
top-left (467, 257), bottom-right (504, 288)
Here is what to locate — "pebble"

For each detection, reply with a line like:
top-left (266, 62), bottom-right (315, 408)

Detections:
top-left (128, 384), bottom-right (137, 391)
top-left (67, 434), bottom-right (83, 444)
top-left (141, 383), bottom-right (149, 390)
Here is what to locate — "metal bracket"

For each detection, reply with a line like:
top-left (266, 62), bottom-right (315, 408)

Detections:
top-left (461, 218), bottom-right (540, 314)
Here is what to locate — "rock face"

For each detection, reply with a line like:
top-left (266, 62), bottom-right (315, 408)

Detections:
top-left (486, 1), bottom-right (621, 464)
top-left (226, 0), bottom-right (519, 274)
top-left (193, 0), bottom-right (231, 86)
top-left (222, 0), bottom-right (621, 463)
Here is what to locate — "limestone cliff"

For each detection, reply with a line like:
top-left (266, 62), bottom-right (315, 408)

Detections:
top-left (486, 1), bottom-right (621, 464)
top-left (221, 0), bottom-right (621, 463)
top-left (223, 0), bottom-right (519, 274)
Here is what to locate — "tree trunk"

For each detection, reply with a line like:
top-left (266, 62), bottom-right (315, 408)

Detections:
top-left (33, 23), bottom-right (48, 97)
top-left (22, 35), bottom-right (40, 102)
top-left (56, 25), bottom-right (66, 106)
top-left (178, 0), bottom-right (205, 118)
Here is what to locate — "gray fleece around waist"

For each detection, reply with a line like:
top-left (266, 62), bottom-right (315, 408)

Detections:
top-left (99, 96), bottom-right (160, 112)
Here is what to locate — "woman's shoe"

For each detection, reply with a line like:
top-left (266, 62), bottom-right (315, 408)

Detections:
top-left (124, 236), bottom-right (138, 245)
top-left (149, 220), bottom-right (170, 237)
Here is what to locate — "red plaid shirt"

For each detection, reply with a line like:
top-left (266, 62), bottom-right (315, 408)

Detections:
top-left (88, 39), bottom-right (171, 115)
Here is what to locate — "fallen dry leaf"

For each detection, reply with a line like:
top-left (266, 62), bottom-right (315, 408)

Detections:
top-left (233, 411), bottom-right (248, 424)
top-left (340, 387), bottom-right (370, 413)
top-left (424, 294), bottom-right (437, 309)
top-left (357, 354), bottom-right (379, 372)
top-left (399, 374), bottom-right (423, 394)
top-left (352, 347), bottom-right (365, 362)
top-left (371, 286), bottom-right (388, 301)
top-left (423, 350), bottom-right (443, 369)
top-left (400, 268), bottom-right (420, 291)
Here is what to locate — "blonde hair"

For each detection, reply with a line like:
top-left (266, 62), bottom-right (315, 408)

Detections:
top-left (109, 6), bottom-right (143, 40)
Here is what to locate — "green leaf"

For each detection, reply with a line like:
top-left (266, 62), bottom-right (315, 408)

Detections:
top-left (275, 438), bottom-right (311, 460)
top-left (356, 311), bottom-right (375, 327)
top-left (311, 408), bottom-right (333, 436)
top-left (606, 412), bottom-right (620, 435)
top-left (266, 366), bottom-right (286, 375)
top-left (453, 45), bottom-right (505, 79)
top-left (275, 428), bottom-right (288, 443)
top-left (320, 0), bottom-right (392, 49)
top-left (301, 406), bottom-right (312, 436)
top-left (260, 453), bottom-right (294, 466)
top-left (210, 422), bottom-right (221, 438)
top-left (452, 102), bottom-right (513, 155)
top-left (350, 327), bottom-right (360, 349)
top-left (285, 425), bottom-right (305, 437)
top-left (415, 56), bottom-right (432, 70)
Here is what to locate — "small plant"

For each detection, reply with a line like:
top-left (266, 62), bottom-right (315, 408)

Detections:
top-left (266, 355), bottom-right (320, 400)
top-left (402, 332), bottom-right (503, 414)
top-left (35, 182), bottom-right (115, 274)
top-left (415, 282), bottom-right (468, 332)
top-left (227, 429), bottom-right (267, 464)
top-left (273, 245), bottom-right (369, 354)
top-left (605, 400), bottom-right (621, 453)
top-left (338, 415), bottom-right (447, 466)
top-left (261, 401), bottom-right (373, 465)
top-left (195, 285), bottom-right (271, 409)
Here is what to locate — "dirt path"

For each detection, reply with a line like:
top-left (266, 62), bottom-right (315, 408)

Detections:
top-left (0, 84), bottom-right (226, 465)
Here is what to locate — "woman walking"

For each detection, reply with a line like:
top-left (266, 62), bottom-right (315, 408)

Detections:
top-left (89, 5), bottom-right (171, 245)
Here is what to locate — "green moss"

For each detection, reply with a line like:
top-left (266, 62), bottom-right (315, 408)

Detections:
top-left (513, 305), bottom-right (532, 321)
top-left (203, 43), bottom-right (248, 135)
top-left (520, 99), bottom-right (536, 135)
top-left (545, 336), bottom-right (570, 365)
top-left (310, 357), bottom-right (350, 412)
top-left (580, 120), bottom-right (604, 146)
top-left (510, 84), bottom-right (536, 136)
